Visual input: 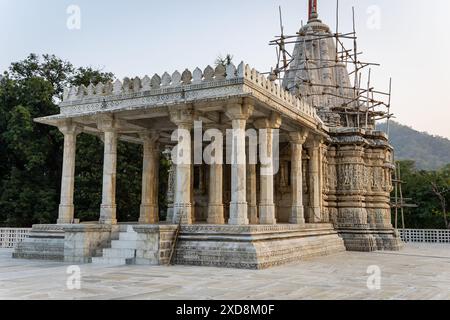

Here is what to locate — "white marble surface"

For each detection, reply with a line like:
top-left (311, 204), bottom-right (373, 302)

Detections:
top-left (1, 244), bottom-right (449, 300)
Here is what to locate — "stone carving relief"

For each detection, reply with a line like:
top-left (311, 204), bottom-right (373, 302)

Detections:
top-left (327, 163), bottom-right (337, 191)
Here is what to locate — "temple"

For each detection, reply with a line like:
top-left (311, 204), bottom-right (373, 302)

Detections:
top-left (13, 1), bottom-right (402, 269)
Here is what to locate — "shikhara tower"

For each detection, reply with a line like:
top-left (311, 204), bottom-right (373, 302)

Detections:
top-left (282, 0), bottom-right (401, 251)
top-left (14, 1), bottom-right (401, 269)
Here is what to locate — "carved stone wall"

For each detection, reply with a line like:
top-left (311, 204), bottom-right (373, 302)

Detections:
top-left (324, 130), bottom-right (402, 252)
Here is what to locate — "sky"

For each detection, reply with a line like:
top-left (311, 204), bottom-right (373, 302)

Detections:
top-left (1, 0), bottom-right (449, 139)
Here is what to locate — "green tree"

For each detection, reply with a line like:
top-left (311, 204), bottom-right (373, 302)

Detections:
top-left (215, 54), bottom-right (234, 67)
top-left (396, 161), bottom-right (450, 229)
top-left (0, 54), bottom-right (148, 227)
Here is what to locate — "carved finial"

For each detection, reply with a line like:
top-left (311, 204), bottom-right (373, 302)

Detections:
top-left (215, 65), bottom-right (226, 80)
top-left (192, 67), bottom-right (203, 84)
top-left (104, 81), bottom-right (113, 94)
top-left (251, 68), bottom-right (257, 81)
top-left (171, 71), bottom-right (181, 86)
top-left (123, 77), bottom-right (132, 94)
top-left (67, 87), bottom-right (76, 100)
top-left (95, 82), bottom-right (104, 96)
top-left (77, 85), bottom-right (86, 97)
top-left (142, 75), bottom-right (151, 91)
top-left (244, 64), bottom-right (251, 78)
top-left (161, 72), bottom-right (171, 86)
top-left (132, 77), bottom-right (141, 92)
top-left (237, 62), bottom-right (245, 78)
top-left (87, 83), bottom-right (95, 96)
top-left (151, 74), bottom-right (161, 89)
top-left (226, 62), bottom-right (237, 80)
top-left (181, 69), bottom-right (192, 85)
top-left (113, 79), bottom-right (122, 94)
top-left (203, 65), bottom-right (214, 81)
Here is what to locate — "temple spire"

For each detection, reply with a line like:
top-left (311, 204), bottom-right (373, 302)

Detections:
top-left (308, 0), bottom-right (319, 21)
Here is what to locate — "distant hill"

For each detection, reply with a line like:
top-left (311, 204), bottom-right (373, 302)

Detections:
top-left (376, 121), bottom-right (450, 170)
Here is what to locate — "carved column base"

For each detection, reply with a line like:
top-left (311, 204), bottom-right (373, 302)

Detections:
top-left (57, 205), bottom-right (74, 224)
top-left (166, 205), bottom-right (174, 223)
top-left (207, 205), bottom-right (225, 224)
top-left (289, 206), bottom-right (305, 225)
top-left (99, 205), bottom-right (117, 225)
top-left (248, 205), bottom-right (258, 224)
top-left (139, 204), bottom-right (159, 224)
top-left (173, 204), bottom-right (192, 224)
top-left (308, 207), bottom-right (322, 223)
top-left (229, 202), bottom-right (249, 225)
top-left (259, 204), bottom-right (276, 225)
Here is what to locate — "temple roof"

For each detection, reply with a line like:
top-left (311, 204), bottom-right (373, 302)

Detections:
top-left (283, 0), bottom-right (359, 128)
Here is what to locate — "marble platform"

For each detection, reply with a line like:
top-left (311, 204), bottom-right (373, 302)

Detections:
top-left (3, 243), bottom-right (450, 300)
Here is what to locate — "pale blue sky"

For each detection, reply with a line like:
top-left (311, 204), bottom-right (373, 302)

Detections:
top-left (1, 0), bottom-right (449, 139)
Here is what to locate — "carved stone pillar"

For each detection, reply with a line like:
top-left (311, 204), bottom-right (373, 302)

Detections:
top-left (98, 115), bottom-right (118, 225)
top-left (166, 156), bottom-right (175, 223)
top-left (307, 138), bottom-right (322, 223)
top-left (207, 163), bottom-right (224, 224)
top-left (169, 106), bottom-right (194, 224)
top-left (247, 162), bottom-right (258, 224)
top-left (254, 113), bottom-right (281, 225)
top-left (139, 131), bottom-right (160, 224)
top-left (57, 121), bottom-right (80, 224)
top-left (289, 130), bottom-right (308, 225)
top-left (226, 99), bottom-right (253, 225)
top-left (204, 127), bottom-right (224, 224)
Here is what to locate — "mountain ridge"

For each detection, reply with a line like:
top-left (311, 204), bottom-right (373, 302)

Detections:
top-left (376, 121), bottom-right (450, 170)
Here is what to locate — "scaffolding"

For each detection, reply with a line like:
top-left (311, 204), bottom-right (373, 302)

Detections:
top-left (391, 160), bottom-right (418, 230)
top-left (267, 1), bottom-right (393, 131)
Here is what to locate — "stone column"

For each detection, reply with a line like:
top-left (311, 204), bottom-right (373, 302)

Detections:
top-left (307, 138), bottom-right (322, 223)
top-left (166, 159), bottom-right (175, 223)
top-left (57, 121), bottom-right (80, 224)
top-left (207, 163), bottom-right (224, 224)
top-left (247, 162), bottom-right (258, 224)
top-left (226, 100), bottom-right (253, 225)
top-left (139, 131), bottom-right (160, 224)
top-left (289, 131), bottom-right (308, 225)
top-left (254, 113), bottom-right (281, 225)
top-left (169, 106), bottom-right (194, 224)
top-left (98, 116), bottom-right (118, 225)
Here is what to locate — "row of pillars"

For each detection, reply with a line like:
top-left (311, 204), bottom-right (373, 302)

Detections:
top-left (56, 104), bottom-right (323, 226)
top-left (57, 118), bottom-right (162, 225)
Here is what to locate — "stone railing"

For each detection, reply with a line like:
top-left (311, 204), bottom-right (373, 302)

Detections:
top-left (399, 229), bottom-right (450, 244)
top-left (60, 61), bottom-right (317, 120)
top-left (0, 228), bottom-right (31, 249)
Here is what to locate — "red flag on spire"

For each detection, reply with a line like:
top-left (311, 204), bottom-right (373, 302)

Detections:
top-left (308, 0), bottom-right (318, 20)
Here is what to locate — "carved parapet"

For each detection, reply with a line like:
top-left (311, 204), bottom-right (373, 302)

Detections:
top-left (58, 61), bottom-right (318, 123)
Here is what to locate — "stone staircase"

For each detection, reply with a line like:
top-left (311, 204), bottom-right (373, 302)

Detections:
top-left (91, 225), bottom-right (137, 265)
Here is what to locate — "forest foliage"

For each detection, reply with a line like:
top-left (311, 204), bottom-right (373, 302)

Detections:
top-left (0, 54), bottom-right (168, 227)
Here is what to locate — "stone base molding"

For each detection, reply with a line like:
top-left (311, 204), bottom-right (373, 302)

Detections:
top-left (174, 224), bottom-right (346, 269)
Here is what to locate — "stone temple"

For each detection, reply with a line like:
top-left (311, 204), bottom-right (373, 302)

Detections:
top-left (13, 1), bottom-right (402, 269)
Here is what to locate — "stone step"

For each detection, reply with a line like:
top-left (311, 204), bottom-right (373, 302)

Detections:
top-left (118, 232), bottom-right (138, 241)
top-left (111, 240), bottom-right (138, 249)
top-left (102, 248), bottom-right (136, 258)
top-left (91, 257), bottom-right (130, 265)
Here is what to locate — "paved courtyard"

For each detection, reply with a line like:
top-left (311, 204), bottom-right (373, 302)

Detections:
top-left (1, 243), bottom-right (449, 300)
